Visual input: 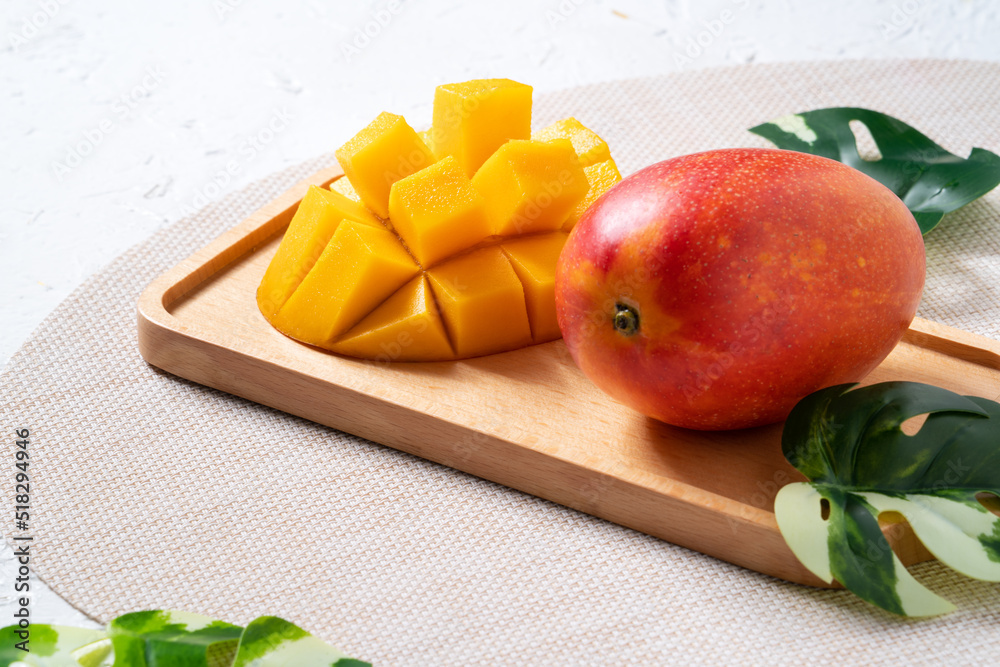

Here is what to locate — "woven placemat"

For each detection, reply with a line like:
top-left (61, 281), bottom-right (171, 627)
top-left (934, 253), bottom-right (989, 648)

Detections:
top-left (4, 60), bottom-right (1000, 665)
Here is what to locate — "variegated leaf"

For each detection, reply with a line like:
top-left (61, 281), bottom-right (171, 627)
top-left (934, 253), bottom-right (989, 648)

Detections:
top-left (775, 382), bottom-right (1000, 616)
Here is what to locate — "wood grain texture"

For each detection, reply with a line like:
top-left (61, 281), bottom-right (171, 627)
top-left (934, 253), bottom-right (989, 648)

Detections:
top-left (137, 167), bottom-right (1000, 588)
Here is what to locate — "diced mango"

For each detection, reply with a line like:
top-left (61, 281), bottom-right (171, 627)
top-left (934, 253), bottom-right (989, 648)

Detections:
top-left (330, 176), bottom-right (361, 203)
top-left (258, 79), bottom-right (620, 362)
top-left (563, 159), bottom-right (622, 231)
top-left (335, 112), bottom-right (436, 218)
top-left (426, 247), bottom-right (531, 358)
top-left (472, 139), bottom-right (588, 236)
top-left (388, 156), bottom-right (492, 268)
top-left (532, 117), bottom-right (611, 167)
top-left (501, 232), bottom-right (568, 343)
top-left (432, 79), bottom-right (532, 177)
top-left (332, 276), bottom-right (454, 362)
top-left (272, 221), bottom-right (419, 346)
top-left (257, 185), bottom-right (382, 317)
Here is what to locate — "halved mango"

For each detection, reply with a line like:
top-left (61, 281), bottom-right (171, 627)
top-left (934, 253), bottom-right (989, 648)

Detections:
top-left (258, 80), bottom-right (615, 362)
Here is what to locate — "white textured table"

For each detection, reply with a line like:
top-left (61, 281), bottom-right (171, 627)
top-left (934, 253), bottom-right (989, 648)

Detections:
top-left (2, 0), bottom-right (999, 640)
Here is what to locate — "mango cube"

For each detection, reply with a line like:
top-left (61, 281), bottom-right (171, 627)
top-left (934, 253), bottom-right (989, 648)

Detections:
top-left (335, 112), bottom-right (436, 218)
top-left (388, 156), bottom-right (492, 268)
top-left (257, 185), bottom-right (382, 317)
top-left (563, 159), bottom-right (622, 231)
top-left (332, 276), bottom-right (454, 362)
top-left (272, 221), bottom-right (419, 346)
top-left (532, 117), bottom-right (611, 167)
top-left (501, 232), bottom-right (568, 343)
top-left (426, 247), bottom-right (531, 358)
top-left (472, 138), bottom-right (588, 236)
top-left (432, 79), bottom-right (532, 177)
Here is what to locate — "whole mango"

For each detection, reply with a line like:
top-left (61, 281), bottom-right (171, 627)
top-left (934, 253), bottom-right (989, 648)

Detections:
top-left (555, 148), bottom-right (926, 430)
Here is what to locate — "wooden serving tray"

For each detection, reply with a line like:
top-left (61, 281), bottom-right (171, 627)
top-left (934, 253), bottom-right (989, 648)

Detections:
top-left (137, 166), bottom-right (1000, 588)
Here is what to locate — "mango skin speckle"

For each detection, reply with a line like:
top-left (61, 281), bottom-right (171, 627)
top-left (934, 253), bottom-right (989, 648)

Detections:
top-left (555, 148), bottom-right (926, 431)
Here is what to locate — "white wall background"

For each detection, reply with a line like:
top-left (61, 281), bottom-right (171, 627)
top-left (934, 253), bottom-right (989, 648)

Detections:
top-left (2, 0), bottom-right (998, 627)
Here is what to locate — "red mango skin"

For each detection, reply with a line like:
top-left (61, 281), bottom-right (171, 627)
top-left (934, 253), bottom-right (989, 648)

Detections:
top-left (555, 148), bottom-right (926, 431)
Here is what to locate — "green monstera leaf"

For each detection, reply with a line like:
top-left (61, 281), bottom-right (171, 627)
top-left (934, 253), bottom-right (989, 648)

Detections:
top-left (774, 381), bottom-right (1000, 616)
top-left (0, 611), bottom-right (369, 667)
top-left (749, 108), bottom-right (1000, 234)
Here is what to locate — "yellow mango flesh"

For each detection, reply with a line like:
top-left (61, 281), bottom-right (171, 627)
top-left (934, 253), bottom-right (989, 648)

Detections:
top-left (271, 221), bottom-right (419, 346)
top-left (257, 185), bottom-right (382, 317)
top-left (335, 111), bottom-right (435, 218)
top-left (260, 95), bottom-right (616, 362)
top-left (432, 79), bottom-right (532, 177)
top-left (472, 138), bottom-right (588, 236)
top-left (501, 232), bottom-right (568, 343)
top-left (426, 247), bottom-right (532, 358)
top-left (563, 158), bottom-right (622, 231)
top-left (388, 156), bottom-right (492, 268)
top-left (329, 176), bottom-right (362, 203)
top-left (532, 117), bottom-right (611, 167)
top-left (332, 276), bottom-right (454, 361)
top-left (417, 129), bottom-right (437, 158)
